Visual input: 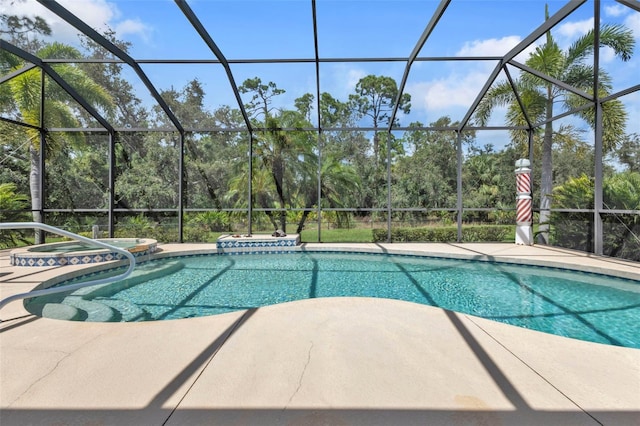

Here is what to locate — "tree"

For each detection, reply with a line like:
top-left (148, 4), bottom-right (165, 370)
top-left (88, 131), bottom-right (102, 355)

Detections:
top-left (290, 91), bottom-right (366, 231)
top-left (463, 145), bottom-right (509, 219)
top-left (150, 80), bottom-right (244, 211)
top-left (349, 75), bottom-right (411, 162)
top-left (0, 5), bottom-right (50, 110)
top-left (475, 8), bottom-right (634, 244)
top-left (551, 172), bottom-right (640, 261)
top-left (78, 30), bottom-right (148, 129)
top-left (239, 77), bottom-right (285, 121)
top-left (0, 5), bottom-right (51, 67)
top-left (4, 42), bottom-right (113, 242)
top-left (347, 75), bottom-right (411, 211)
top-left (0, 7), bottom-right (51, 40)
top-left (394, 117), bottom-right (466, 211)
top-left (293, 152), bottom-right (361, 234)
top-left (615, 133), bottom-right (640, 173)
top-left (311, 92), bottom-right (369, 172)
top-left (238, 78), bottom-right (316, 232)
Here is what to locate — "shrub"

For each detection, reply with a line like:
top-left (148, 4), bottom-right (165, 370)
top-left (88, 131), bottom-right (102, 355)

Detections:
top-left (373, 225), bottom-right (511, 243)
top-left (0, 183), bottom-right (30, 248)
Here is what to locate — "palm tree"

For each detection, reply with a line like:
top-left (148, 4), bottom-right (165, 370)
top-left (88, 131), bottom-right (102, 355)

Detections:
top-left (226, 164), bottom-right (281, 231)
top-left (5, 42), bottom-right (113, 242)
top-left (294, 152), bottom-right (361, 234)
top-left (475, 11), bottom-right (634, 244)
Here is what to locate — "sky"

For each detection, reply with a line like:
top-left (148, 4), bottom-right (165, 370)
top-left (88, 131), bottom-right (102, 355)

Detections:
top-left (3, 0), bottom-right (640, 148)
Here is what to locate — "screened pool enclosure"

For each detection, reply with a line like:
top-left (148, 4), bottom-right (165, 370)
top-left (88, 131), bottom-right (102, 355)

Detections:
top-left (1, 0), bottom-right (639, 261)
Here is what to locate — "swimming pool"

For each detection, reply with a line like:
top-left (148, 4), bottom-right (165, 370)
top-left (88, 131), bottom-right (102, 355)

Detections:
top-left (25, 251), bottom-right (640, 348)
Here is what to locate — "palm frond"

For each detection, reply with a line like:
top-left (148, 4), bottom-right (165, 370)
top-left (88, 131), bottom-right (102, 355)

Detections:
top-left (566, 24), bottom-right (634, 66)
top-left (473, 81), bottom-right (515, 126)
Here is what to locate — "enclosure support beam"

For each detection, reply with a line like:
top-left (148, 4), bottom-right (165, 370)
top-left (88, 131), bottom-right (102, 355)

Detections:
top-left (248, 132), bottom-right (254, 236)
top-left (37, 69), bottom-right (46, 244)
top-left (458, 0), bottom-right (586, 132)
top-left (0, 63), bottom-right (36, 84)
top-left (175, 0), bottom-right (252, 132)
top-left (593, 0), bottom-right (604, 255)
top-left (312, 0), bottom-right (323, 243)
top-left (387, 0), bottom-right (451, 133)
top-left (178, 131), bottom-right (185, 243)
top-left (509, 60), bottom-right (593, 101)
top-left (456, 131), bottom-right (463, 242)
top-left (528, 130), bottom-right (535, 228)
top-left (0, 40), bottom-right (113, 132)
top-left (594, 102), bottom-right (604, 255)
top-left (37, 0), bottom-right (183, 133)
top-left (108, 131), bottom-right (116, 238)
top-left (504, 65), bottom-right (533, 129)
top-left (615, 0), bottom-right (640, 13)
top-left (387, 130), bottom-right (392, 243)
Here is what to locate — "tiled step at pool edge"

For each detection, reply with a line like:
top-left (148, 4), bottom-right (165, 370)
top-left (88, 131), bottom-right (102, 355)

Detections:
top-left (216, 234), bottom-right (301, 254)
top-left (62, 296), bottom-right (117, 322)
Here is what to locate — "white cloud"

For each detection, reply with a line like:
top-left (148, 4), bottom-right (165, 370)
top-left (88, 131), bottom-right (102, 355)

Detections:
top-left (317, 65), bottom-right (366, 102)
top-left (1, 0), bottom-right (151, 47)
top-left (406, 70), bottom-right (491, 112)
top-left (600, 46), bottom-right (617, 63)
top-left (61, 0), bottom-right (118, 32)
top-left (323, 66), bottom-right (366, 97)
top-left (346, 68), bottom-right (367, 91)
top-left (403, 35), bottom-right (544, 119)
top-left (455, 35), bottom-right (538, 63)
top-left (556, 18), bottom-right (594, 39)
top-left (624, 12), bottom-right (640, 39)
top-left (456, 36), bottom-right (523, 57)
top-left (115, 19), bottom-right (152, 42)
top-left (604, 4), bottom-right (628, 18)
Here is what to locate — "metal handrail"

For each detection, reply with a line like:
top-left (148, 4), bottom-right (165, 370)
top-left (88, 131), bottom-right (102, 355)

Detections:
top-left (0, 222), bottom-right (136, 310)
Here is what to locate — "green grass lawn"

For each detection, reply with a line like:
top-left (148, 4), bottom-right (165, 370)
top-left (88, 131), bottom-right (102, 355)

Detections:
top-left (300, 228), bottom-right (373, 243)
top-left (4, 224), bottom-right (520, 248)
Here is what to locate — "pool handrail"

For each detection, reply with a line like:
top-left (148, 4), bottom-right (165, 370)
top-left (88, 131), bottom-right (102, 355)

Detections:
top-left (0, 222), bottom-right (136, 311)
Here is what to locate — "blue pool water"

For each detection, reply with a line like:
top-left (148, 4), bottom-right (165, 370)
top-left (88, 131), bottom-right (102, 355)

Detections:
top-left (26, 252), bottom-right (640, 348)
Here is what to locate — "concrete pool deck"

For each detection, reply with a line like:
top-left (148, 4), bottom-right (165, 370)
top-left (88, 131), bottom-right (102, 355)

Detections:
top-left (1, 243), bottom-right (639, 425)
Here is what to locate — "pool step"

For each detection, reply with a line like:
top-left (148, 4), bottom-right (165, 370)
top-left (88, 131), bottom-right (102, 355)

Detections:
top-left (34, 298), bottom-right (147, 322)
top-left (63, 296), bottom-right (117, 322)
top-left (27, 302), bottom-right (85, 321)
top-left (29, 260), bottom-right (184, 322)
top-left (98, 298), bottom-right (149, 322)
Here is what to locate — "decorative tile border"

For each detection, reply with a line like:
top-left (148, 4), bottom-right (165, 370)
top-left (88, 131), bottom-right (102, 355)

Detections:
top-left (10, 240), bottom-right (158, 267)
top-left (216, 234), bottom-right (300, 253)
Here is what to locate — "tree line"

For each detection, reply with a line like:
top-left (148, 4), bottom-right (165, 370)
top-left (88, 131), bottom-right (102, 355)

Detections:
top-left (0, 9), bottom-right (638, 260)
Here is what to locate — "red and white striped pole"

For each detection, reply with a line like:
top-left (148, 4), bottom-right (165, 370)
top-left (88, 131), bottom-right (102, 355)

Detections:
top-left (515, 159), bottom-right (533, 245)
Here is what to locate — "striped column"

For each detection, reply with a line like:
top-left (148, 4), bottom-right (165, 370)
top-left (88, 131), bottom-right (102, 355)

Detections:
top-left (515, 159), bottom-right (533, 245)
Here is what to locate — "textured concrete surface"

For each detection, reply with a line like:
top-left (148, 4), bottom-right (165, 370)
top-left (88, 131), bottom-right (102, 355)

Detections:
top-left (1, 243), bottom-right (639, 425)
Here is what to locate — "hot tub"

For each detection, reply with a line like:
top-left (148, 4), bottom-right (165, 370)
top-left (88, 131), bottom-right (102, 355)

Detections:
top-left (10, 238), bottom-right (158, 267)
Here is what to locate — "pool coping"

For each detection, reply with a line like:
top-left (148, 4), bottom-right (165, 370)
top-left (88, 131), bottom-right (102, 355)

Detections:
top-left (1, 243), bottom-right (639, 425)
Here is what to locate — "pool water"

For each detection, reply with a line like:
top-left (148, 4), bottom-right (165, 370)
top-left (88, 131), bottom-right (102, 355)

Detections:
top-left (26, 252), bottom-right (640, 348)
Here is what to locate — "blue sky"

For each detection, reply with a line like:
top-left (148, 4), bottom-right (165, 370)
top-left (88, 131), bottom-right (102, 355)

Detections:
top-left (5, 0), bottom-right (640, 147)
